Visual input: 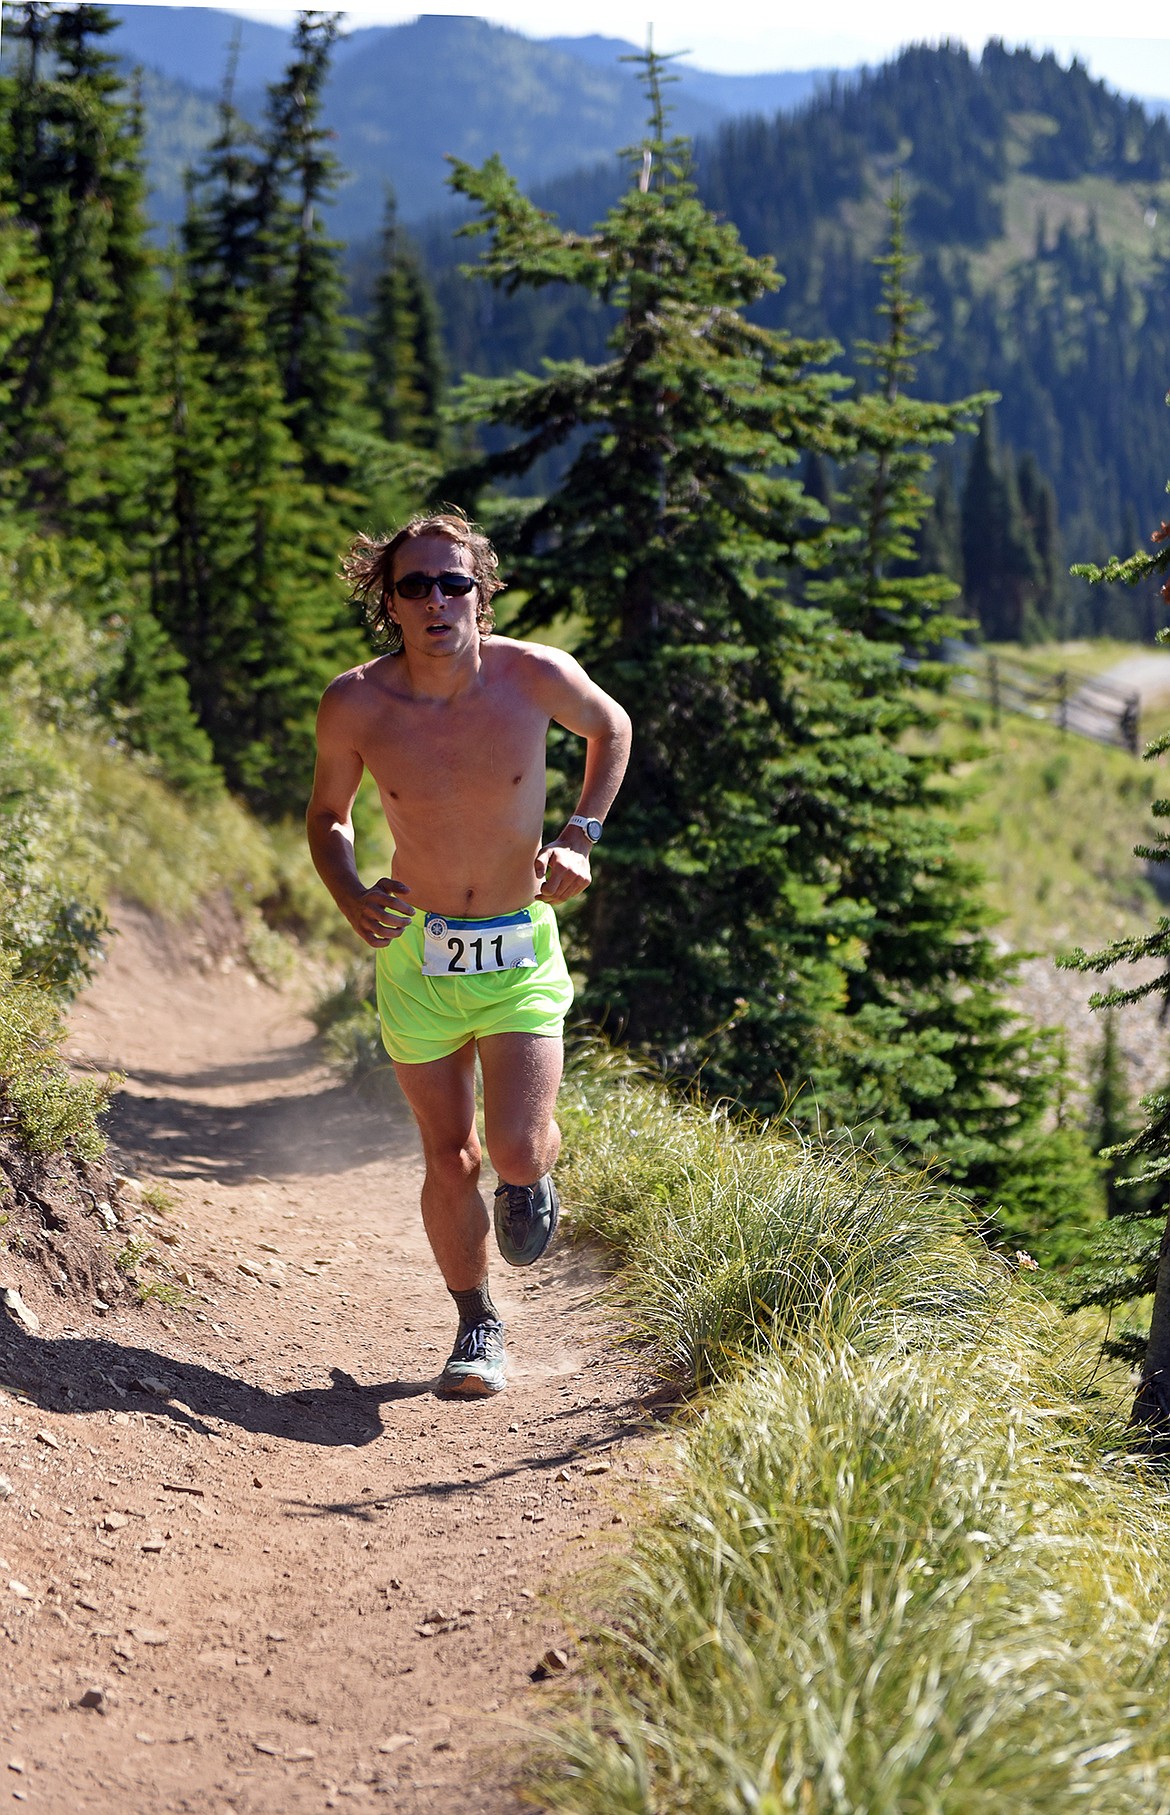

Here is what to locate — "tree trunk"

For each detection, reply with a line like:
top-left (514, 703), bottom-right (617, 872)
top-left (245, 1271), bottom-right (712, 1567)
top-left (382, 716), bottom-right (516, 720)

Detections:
top-left (1132, 1210), bottom-right (1170, 1442)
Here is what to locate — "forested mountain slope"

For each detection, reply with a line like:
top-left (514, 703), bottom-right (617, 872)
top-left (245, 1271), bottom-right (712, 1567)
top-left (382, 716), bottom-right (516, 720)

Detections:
top-left (414, 40), bottom-right (1170, 620)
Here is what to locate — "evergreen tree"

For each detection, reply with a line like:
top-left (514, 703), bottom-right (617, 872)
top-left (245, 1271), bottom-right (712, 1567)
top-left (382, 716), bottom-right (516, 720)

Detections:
top-left (960, 409), bottom-right (1044, 641)
top-left (440, 52), bottom-right (844, 1101)
top-left (800, 191), bottom-right (1094, 1243)
top-left (439, 69), bottom-right (1092, 1245)
top-left (174, 11), bottom-right (378, 806)
top-left (0, 199), bottom-right (49, 423)
top-left (0, 5), bottom-right (371, 815)
top-left (184, 11), bottom-right (372, 492)
top-left (1086, 1008), bottom-right (1147, 1220)
top-left (918, 465), bottom-right (963, 588)
top-left (150, 265), bottom-right (356, 813)
top-left (1063, 470), bottom-right (1170, 1433)
top-left (0, 1), bottom-right (146, 523)
top-left (181, 27), bottom-right (272, 335)
top-left (260, 10), bottom-right (370, 487)
top-left (421, 39), bottom-right (1170, 593)
top-left (0, 4), bottom-right (217, 792)
top-left (808, 187), bottom-right (987, 653)
top-left (367, 187), bottom-right (445, 450)
top-left (1016, 449), bottom-right (1063, 638)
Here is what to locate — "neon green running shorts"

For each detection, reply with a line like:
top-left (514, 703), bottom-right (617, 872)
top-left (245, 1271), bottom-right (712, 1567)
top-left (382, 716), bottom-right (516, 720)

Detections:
top-left (374, 900), bottom-right (574, 1067)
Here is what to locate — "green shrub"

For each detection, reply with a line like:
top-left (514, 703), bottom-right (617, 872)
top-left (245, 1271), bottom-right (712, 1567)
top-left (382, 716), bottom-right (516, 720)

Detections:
top-left (0, 700), bottom-right (111, 998)
top-left (115, 1234), bottom-right (155, 1274)
top-left (259, 782), bottom-right (392, 963)
top-left (311, 958), bottom-right (390, 1079)
top-left (0, 949), bottom-right (113, 1157)
top-left (139, 1182), bottom-right (176, 1215)
top-left (0, 535), bottom-right (286, 944)
top-left (136, 1277), bottom-right (190, 1309)
top-left (0, 524), bottom-right (218, 796)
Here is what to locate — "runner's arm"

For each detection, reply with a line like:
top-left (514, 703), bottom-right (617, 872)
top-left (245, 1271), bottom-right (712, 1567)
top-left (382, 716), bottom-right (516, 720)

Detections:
top-left (306, 682), bottom-right (412, 946)
top-left (526, 650), bottom-right (632, 903)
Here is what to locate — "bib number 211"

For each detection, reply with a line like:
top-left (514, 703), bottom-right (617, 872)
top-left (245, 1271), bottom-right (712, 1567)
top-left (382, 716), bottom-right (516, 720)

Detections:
top-left (421, 910), bottom-right (537, 977)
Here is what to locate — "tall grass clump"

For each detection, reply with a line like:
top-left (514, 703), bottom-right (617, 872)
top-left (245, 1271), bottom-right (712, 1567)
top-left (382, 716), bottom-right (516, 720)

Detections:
top-left (556, 1043), bottom-right (1001, 1384)
top-left (541, 1336), bottom-right (1170, 1813)
top-left (311, 957), bottom-right (387, 1079)
top-left (536, 1042), bottom-right (1170, 1811)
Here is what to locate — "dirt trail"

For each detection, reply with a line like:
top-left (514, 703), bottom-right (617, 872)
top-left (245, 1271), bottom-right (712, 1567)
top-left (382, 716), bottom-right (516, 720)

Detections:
top-left (1100, 652), bottom-right (1170, 701)
top-left (1, 906), bottom-right (657, 1813)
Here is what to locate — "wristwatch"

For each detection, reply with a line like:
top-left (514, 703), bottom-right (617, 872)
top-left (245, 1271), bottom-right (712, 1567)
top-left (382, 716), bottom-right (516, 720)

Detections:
top-left (568, 815), bottom-right (604, 843)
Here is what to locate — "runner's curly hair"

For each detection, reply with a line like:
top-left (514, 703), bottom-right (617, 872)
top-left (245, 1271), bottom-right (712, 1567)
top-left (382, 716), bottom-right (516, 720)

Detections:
top-left (341, 512), bottom-right (504, 652)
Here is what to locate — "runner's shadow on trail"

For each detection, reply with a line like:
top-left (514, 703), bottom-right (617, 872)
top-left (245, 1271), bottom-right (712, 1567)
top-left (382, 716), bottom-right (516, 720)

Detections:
top-left (287, 1425), bottom-right (655, 1520)
top-left (103, 1074), bottom-right (418, 1185)
top-left (0, 1323), bottom-right (428, 1447)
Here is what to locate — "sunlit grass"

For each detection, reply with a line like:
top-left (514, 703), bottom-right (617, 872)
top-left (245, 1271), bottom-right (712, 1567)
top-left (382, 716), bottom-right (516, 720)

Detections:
top-left (77, 736), bottom-right (275, 919)
top-left (557, 1045), bottom-right (998, 1385)
top-left (539, 1340), bottom-right (1170, 1814)
top-left (535, 1047), bottom-right (1170, 1813)
top-left (929, 704), bottom-right (1164, 950)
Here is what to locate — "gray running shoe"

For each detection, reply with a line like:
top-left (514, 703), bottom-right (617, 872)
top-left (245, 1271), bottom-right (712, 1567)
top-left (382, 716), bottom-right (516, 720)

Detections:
top-left (493, 1175), bottom-right (560, 1267)
top-left (436, 1318), bottom-right (506, 1397)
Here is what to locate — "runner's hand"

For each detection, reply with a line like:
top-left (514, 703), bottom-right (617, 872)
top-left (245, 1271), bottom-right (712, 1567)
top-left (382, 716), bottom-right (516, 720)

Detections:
top-left (350, 877), bottom-right (412, 947)
top-left (535, 840), bottom-right (591, 903)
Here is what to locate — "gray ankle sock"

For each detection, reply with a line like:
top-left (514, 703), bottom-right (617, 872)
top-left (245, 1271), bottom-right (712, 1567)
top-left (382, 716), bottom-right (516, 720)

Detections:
top-left (450, 1282), bottom-right (500, 1327)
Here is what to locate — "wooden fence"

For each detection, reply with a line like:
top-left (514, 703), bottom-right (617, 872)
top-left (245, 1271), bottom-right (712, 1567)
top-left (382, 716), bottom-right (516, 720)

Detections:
top-left (942, 640), bottom-right (1141, 756)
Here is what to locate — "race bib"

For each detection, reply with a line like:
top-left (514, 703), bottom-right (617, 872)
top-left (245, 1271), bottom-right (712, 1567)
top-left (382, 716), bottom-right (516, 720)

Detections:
top-left (421, 909), bottom-right (537, 977)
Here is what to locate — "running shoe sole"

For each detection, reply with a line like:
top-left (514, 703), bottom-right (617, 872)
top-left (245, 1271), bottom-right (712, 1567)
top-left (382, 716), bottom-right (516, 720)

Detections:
top-left (436, 1318), bottom-right (507, 1396)
top-left (436, 1367), bottom-right (505, 1398)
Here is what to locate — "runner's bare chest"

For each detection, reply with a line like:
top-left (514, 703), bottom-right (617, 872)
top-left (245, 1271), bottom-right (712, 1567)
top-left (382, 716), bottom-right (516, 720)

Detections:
top-left (358, 672), bottom-right (550, 837)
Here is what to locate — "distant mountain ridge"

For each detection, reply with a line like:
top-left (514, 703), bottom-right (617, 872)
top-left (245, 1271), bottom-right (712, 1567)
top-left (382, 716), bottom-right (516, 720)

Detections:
top-left (539, 34), bottom-right (834, 117)
top-left (105, 3), bottom-right (289, 94)
top-left (91, 8), bottom-right (843, 233)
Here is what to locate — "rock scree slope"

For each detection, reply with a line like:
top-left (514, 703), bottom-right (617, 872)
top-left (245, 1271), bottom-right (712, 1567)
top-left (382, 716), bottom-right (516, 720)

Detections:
top-left (0, 903), bottom-right (658, 1812)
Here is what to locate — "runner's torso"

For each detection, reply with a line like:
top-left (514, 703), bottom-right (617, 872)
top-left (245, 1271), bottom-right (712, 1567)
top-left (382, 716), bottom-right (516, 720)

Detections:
top-left (348, 642), bottom-right (552, 919)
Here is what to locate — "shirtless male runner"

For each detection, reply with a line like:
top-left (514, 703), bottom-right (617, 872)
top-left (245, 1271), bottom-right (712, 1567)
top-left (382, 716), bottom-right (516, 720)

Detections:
top-left (306, 513), bottom-right (631, 1398)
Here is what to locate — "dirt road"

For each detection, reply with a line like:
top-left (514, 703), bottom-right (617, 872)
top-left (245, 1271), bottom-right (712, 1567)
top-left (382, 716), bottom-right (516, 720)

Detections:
top-left (1, 907), bottom-right (656, 1812)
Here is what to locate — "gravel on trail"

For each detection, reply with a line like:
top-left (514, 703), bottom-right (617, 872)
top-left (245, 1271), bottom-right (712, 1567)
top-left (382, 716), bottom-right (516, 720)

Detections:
top-left (0, 903), bottom-right (663, 1814)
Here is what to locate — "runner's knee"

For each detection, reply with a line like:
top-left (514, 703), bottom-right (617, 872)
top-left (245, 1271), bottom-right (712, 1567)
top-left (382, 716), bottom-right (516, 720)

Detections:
top-left (423, 1138), bottom-right (482, 1188)
top-left (488, 1121), bottom-right (559, 1185)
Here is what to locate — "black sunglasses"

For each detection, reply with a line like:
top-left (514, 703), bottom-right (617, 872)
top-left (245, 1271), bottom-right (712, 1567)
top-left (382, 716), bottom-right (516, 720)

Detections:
top-left (392, 570), bottom-right (477, 601)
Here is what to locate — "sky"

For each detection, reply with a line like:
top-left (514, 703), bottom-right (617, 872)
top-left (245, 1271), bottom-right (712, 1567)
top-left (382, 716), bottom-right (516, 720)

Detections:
top-left (190, 1), bottom-right (1170, 96)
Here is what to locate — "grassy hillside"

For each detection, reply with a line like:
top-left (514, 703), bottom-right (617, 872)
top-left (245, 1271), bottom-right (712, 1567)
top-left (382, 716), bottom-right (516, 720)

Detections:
top-left (0, 531), bottom-right (364, 1032)
top-left (525, 1048), bottom-right (1170, 1812)
top-left (945, 706), bottom-right (1165, 951)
